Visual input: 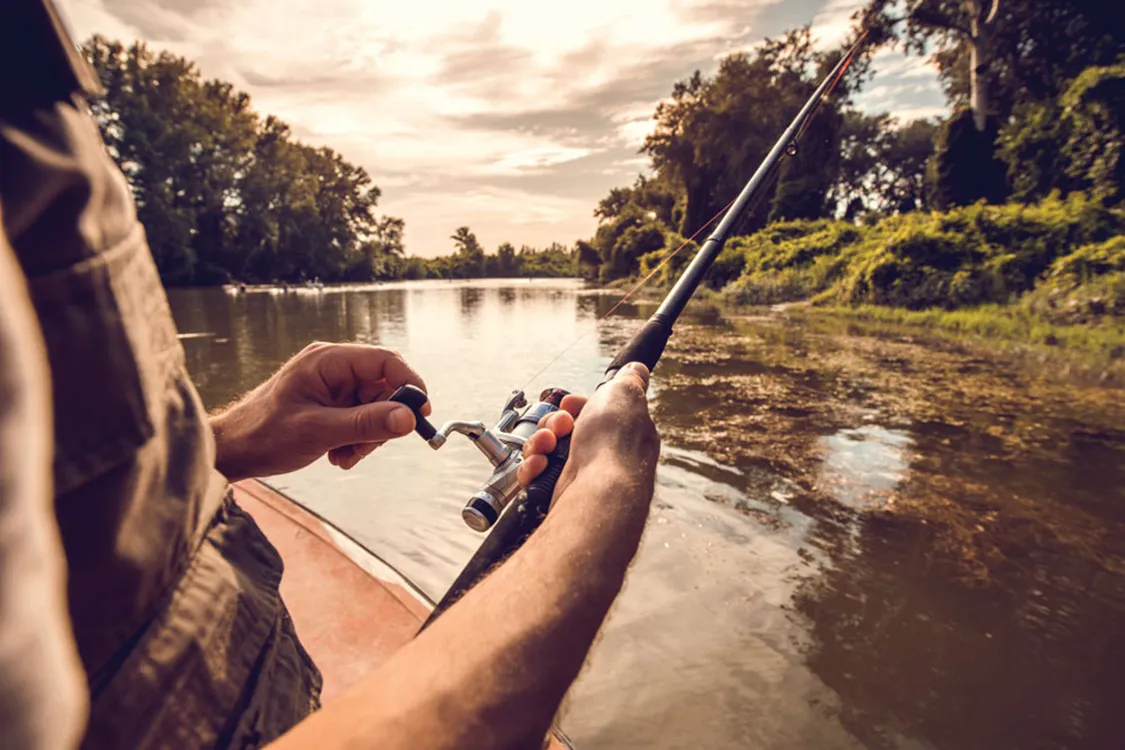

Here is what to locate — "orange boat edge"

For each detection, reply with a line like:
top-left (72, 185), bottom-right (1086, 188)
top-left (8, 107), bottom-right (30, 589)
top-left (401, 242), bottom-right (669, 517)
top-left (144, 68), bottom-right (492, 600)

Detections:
top-left (233, 479), bottom-right (575, 749)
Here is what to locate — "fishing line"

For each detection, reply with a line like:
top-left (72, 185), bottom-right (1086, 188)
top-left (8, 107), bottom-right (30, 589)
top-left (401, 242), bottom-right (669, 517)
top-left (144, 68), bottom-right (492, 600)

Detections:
top-left (400, 31), bottom-right (875, 627)
top-left (517, 33), bottom-right (867, 393)
top-left (517, 198), bottom-right (735, 392)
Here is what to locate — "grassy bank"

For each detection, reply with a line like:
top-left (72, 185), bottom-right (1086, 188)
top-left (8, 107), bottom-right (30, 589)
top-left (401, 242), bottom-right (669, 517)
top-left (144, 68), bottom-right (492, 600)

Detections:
top-left (625, 193), bottom-right (1125, 357)
top-left (818, 304), bottom-right (1125, 357)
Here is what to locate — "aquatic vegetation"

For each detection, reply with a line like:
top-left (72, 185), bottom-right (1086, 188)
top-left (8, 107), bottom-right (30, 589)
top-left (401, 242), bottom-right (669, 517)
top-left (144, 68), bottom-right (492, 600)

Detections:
top-left (656, 315), bottom-right (1125, 587)
top-left (684, 194), bottom-right (1125, 352)
top-left (821, 305), bottom-right (1125, 360)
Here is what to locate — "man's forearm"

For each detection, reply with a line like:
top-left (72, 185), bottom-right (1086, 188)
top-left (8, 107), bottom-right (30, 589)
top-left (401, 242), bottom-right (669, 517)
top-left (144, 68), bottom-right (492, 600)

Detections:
top-left (268, 464), bottom-right (652, 749)
top-left (209, 396), bottom-right (263, 483)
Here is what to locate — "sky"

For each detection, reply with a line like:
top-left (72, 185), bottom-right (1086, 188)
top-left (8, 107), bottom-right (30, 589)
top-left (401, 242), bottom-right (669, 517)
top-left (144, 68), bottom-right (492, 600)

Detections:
top-left (57, 0), bottom-right (947, 257)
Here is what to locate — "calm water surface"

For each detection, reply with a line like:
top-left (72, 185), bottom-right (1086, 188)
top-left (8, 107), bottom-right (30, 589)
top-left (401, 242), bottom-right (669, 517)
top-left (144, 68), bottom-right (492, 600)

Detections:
top-left (168, 279), bottom-right (1125, 750)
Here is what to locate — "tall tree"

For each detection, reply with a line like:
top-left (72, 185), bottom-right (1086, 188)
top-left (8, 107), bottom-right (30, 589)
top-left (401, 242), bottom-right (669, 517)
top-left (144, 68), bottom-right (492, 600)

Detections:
top-left (495, 242), bottom-right (518, 276)
top-left (83, 35), bottom-right (398, 285)
top-left (643, 28), bottom-right (856, 238)
top-left (451, 226), bottom-right (485, 278)
top-left (862, 0), bottom-right (1121, 128)
top-left (833, 114), bottom-right (940, 217)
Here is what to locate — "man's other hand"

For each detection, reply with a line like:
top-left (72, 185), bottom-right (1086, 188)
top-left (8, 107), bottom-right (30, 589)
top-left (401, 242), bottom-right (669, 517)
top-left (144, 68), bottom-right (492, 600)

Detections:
top-left (518, 362), bottom-right (659, 509)
top-left (210, 342), bottom-right (430, 481)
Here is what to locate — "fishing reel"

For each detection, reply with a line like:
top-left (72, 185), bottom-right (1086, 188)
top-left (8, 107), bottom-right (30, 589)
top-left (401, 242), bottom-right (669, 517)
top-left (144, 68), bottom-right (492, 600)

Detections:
top-left (390, 385), bottom-right (567, 532)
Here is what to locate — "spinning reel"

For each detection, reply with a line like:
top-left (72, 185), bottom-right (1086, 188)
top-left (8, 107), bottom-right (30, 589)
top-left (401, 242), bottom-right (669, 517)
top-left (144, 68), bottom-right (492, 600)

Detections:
top-left (390, 385), bottom-right (568, 532)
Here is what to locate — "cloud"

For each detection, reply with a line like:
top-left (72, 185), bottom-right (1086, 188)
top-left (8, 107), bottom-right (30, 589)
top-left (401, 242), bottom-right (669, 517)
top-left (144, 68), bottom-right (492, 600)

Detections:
top-left (58, 0), bottom-right (946, 257)
top-left (855, 49), bottom-right (947, 122)
top-left (56, 0), bottom-right (139, 41)
top-left (809, 0), bottom-right (864, 49)
top-left (868, 47), bottom-right (942, 80)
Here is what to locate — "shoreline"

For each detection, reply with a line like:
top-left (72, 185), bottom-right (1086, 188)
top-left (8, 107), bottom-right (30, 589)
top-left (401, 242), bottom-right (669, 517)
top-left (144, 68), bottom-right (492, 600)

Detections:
top-left (593, 278), bottom-right (1125, 382)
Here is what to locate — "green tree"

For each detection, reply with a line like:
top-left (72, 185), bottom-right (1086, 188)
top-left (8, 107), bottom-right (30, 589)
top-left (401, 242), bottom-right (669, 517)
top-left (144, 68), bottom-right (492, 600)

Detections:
top-left (859, 0), bottom-right (1120, 205)
top-left (515, 242), bottom-right (574, 278)
top-left (644, 28), bottom-right (868, 237)
top-left (883, 119), bottom-right (940, 212)
top-left (926, 108), bottom-right (1007, 209)
top-left (83, 35), bottom-right (398, 285)
top-left (451, 226), bottom-right (485, 278)
top-left (496, 242), bottom-right (518, 276)
top-left (998, 61), bottom-right (1125, 206)
top-left (574, 240), bottom-right (602, 280)
top-left (399, 256), bottom-right (428, 280)
top-left (833, 114), bottom-right (939, 217)
top-left (593, 176), bottom-right (680, 227)
top-left (1059, 62), bottom-right (1125, 204)
top-left (861, 0), bottom-right (1119, 130)
top-left (770, 103), bottom-right (845, 223)
top-left (353, 216), bottom-right (405, 280)
top-left (85, 36), bottom-right (256, 282)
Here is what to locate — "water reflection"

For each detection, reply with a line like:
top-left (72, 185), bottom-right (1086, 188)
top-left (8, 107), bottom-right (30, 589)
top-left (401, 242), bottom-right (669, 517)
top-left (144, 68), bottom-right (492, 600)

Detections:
top-left (459, 287), bottom-right (484, 319)
top-left (168, 282), bottom-right (1125, 750)
top-left (651, 316), bottom-right (1125, 750)
top-left (817, 426), bottom-right (912, 508)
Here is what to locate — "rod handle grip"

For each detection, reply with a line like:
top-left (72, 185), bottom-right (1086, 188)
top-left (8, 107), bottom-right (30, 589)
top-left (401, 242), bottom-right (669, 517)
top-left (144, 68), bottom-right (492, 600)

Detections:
top-left (420, 433), bottom-right (570, 630)
top-left (524, 434), bottom-right (571, 516)
top-left (389, 384), bottom-right (437, 441)
top-left (603, 315), bottom-right (673, 384)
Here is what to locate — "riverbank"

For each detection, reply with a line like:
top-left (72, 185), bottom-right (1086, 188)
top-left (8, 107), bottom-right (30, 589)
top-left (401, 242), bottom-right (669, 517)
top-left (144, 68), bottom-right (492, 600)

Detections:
top-left (818, 304), bottom-right (1125, 358)
top-left (606, 194), bottom-right (1125, 364)
top-left (605, 280), bottom-right (1125, 374)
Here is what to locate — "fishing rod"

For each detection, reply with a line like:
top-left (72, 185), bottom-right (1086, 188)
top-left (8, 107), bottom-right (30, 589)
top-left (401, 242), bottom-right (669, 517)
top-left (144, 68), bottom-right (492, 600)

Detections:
top-left (390, 31), bottom-right (868, 628)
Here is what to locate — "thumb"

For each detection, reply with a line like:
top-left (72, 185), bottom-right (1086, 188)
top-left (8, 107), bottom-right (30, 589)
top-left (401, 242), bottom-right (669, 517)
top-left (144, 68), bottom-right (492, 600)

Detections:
top-left (613, 361), bottom-right (651, 393)
top-left (312, 402), bottom-right (416, 447)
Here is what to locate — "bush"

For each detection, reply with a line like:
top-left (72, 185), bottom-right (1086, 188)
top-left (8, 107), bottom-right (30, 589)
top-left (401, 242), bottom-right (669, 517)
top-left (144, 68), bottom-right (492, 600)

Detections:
top-left (637, 232), bottom-right (697, 286)
top-left (1047, 236), bottom-right (1125, 287)
top-left (706, 245), bottom-right (747, 289)
top-left (1060, 63), bottom-right (1125, 204)
top-left (723, 267), bottom-right (821, 305)
top-left (927, 108), bottom-right (1007, 210)
top-left (719, 193), bottom-right (1125, 313)
top-left (596, 210), bottom-right (668, 282)
top-left (1023, 271), bottom-right (1125, 322)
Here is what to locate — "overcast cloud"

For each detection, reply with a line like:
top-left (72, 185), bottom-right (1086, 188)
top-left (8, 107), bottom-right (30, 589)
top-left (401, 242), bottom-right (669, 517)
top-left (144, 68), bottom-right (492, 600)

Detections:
top-left (58, 0), bottom-right (946, 256)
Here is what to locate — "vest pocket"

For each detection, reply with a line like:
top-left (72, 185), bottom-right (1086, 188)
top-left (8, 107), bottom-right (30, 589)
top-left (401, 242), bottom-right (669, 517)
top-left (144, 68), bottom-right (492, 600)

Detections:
top-left (27, 225), bottom-right (165, 495)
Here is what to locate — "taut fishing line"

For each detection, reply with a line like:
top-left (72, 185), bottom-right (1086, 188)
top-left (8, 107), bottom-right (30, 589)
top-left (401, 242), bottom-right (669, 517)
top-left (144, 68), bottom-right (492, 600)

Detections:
top-left (517, 31), bottom-right (867, 393)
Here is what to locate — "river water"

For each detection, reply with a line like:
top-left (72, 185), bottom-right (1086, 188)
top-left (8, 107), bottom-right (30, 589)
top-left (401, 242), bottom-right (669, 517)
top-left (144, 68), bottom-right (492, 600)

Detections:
top-left (168, 279), bottom-right (1125, 750)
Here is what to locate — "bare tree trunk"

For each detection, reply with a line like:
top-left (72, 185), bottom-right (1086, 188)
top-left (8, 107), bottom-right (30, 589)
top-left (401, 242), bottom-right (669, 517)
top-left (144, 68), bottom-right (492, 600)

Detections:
top-left (965, 0), bottom-right (992, 132)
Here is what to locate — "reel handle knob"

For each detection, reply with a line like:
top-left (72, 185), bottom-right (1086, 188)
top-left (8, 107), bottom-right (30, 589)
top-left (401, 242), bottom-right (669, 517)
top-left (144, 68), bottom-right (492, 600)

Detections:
top-left (389, 385), bottom-right (437, 441)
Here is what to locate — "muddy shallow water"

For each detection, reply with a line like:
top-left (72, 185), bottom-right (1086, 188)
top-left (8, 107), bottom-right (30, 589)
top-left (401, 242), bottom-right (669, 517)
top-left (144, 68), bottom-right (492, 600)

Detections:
top-left (170, 280), bottom-right (1125, 749)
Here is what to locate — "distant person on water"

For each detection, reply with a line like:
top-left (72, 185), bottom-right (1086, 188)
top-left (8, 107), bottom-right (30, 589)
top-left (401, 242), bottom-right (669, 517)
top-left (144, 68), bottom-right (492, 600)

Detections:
top-left (0, 1), bottom-right (660, 749)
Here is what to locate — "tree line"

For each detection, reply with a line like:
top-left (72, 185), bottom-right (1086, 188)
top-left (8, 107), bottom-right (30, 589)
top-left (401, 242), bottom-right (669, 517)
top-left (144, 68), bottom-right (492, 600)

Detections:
top-left (577, 0), bottom-right (1122, 283)
top-left (86, 0), bottom-right (1120, 290)
top-left (410, 228), bottom-right (574, 279)
top-left (82, 37), bottom-right (577, 285)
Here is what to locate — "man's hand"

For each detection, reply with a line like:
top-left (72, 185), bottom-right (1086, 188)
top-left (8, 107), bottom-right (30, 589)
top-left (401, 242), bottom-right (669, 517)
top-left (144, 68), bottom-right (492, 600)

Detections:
top-left (518, 361), bottom-right (659, 509)
top-left (210, 342), bottom-right (431, 481)
top-left (266, 362), bottom-right (659, 750)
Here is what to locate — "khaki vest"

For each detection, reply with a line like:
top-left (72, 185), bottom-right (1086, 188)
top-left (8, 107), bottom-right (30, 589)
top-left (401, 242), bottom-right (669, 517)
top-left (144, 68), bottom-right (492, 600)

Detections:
top-left (0, 2), bottom-right (322, 746)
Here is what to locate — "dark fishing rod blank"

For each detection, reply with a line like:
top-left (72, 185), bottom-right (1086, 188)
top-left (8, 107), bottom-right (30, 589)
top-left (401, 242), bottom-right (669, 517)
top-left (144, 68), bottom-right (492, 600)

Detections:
top-left (397, 31), bottom-right (870, 631)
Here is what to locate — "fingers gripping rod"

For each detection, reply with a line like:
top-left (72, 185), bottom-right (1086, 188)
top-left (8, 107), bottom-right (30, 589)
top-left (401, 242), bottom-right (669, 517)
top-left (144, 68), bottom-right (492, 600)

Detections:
top-left (390, 385), bottom-right (564, 533)
top-left (388, 33), bottom-right (870, 629)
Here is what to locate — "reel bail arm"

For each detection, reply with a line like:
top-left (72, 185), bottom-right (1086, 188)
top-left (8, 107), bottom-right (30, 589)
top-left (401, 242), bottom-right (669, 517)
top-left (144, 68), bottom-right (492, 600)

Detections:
top-left (389, 385), bottom-right (564, 533)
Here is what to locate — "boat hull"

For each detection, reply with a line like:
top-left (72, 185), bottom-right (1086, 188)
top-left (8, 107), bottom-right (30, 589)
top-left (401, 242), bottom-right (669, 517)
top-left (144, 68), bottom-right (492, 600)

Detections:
top-left (233, 479), bottom-right (572, 748)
